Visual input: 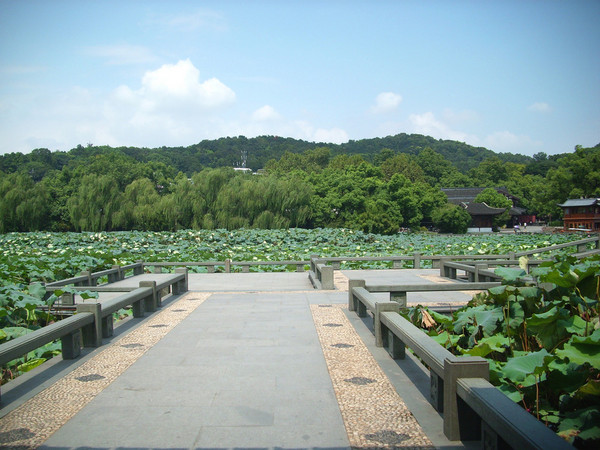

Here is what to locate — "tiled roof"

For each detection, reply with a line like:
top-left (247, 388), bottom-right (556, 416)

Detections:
top-left (558, 198), bottom-right (600, 207)
top-left (463, 202), bottom-right (506, 216)
top-left (442, 187), bottom-right (519, 204)
top-left (442, 188), bottom-right (485, 204)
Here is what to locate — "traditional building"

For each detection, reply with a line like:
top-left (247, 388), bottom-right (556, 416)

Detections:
top-left (462, 202), bottom-right (507, 232)
top-left (441, 187), bottom-right (534, 229)
top-left (558, 198), bottom-right (600, 231)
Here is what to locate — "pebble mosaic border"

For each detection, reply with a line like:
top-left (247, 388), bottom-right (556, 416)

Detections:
top-left (0, 292), bottom-right (210, 449)
top-left (311, 304), bottom-right (434, 449)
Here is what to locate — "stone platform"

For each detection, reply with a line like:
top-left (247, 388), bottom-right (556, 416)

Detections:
top-left (0, 270), bottom-right (476, 450)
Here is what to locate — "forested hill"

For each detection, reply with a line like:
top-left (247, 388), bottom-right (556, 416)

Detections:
top-left (0, 131), bottom-right (598, 234)
top-left (0, 133), bottom-right (532, 176)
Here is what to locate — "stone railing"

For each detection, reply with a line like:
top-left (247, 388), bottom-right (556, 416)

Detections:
top-left (146, 260), bottom-right (308, 273)
top-left (45, 262), bottom-right (144, 291)
top-left (359, 280), bottom-right (501, 307)
top-left (308, 260), bottom-right (334, 290)
top-left (0, 268), bottom-right (188, 402)
top-left (347, 281), bottom-right (571, 448)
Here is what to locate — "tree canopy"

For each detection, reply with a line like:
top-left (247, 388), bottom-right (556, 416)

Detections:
top-left (0, 135), bottom-right (597, 234)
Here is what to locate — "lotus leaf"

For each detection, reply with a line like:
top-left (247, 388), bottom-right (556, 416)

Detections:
top-left (526, 306), bottom-right (570, 350)
top-left (473, 307), bottom-right (504, 337)
top-left (558, 406), bottom-right (600, 442)
top-left (464, 334), bottom-right (510, 357)
top-left (17, 358), bottom-right (45, 373)
top-left (502, 349), bottom-right (554, 383)
top-left (430, 331), bottom-right (460, 349)
top-left (555, 330), bottom-right (600, 369)
top-left (495, 266), bottom-right (527, 282)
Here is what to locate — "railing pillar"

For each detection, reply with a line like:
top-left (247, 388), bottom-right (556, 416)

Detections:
top-left (134, 260), bottom-right (144, 275)
top-left (348, 280), bottom-right (365, 311)
top-left (109, 265), bottom-right (122, 282)
top-left (443, 356), bottom-right (489, 441)
top-left (439, 257), bottom-right (448, 277)
top-left (374, 302), bottom-right (400, 347)
top-left (76, 303), bottom-right (102, 348)
top-left (132, 296), bottom-right (145, 318)
top-left (474, 263), bottom-right (487, 282)
top-left (174, 267), bottom-right (188, 293)
top-left (413, 252), bottom-right (421, 269)
top-left (61, 292), bottom-right (75, 306)
top-left (79, 271), bottom-right (93, 286)
top-left (225, 259), bottom-right (231, 273)
top-left (153, 265), bottom-right (162, 274)
top-left (390, 291), bottom-right (407, 308)
top-left (319, 264), bottom-right (334, 290)
top-left (310, 254), bottom-right (318, 273)
top-left (140, 281), bottom-right (158, 310)
top-left (382, 325), bottom-right (405, 359)
top-left (102, 314), bottom-right (114, 338)
top-left (430, 369), bottom-right (444, 412)
top-left (60, 329), bottom-right (82, 359)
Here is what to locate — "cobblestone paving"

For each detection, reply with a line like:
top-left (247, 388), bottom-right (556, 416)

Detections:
top-left (0, 292), bottom-right (210, 449)
top-left (311, 304), bottom-right (434, 449)
top-left (0, 273), bottom-right (440, 449)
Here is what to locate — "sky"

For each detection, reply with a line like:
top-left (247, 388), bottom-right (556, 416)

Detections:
top-left (0, 0), bottom-right (599, 157)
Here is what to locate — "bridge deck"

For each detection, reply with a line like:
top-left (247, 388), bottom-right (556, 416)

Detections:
top-left (0, 270), bottom-right (475, 449)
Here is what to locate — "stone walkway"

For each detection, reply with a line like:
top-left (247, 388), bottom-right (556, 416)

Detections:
top-left (0, 270), bottom-right (475, 449)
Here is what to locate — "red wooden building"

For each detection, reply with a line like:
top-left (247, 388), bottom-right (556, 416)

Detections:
top-left (558, 198), bottom-right (600, 231)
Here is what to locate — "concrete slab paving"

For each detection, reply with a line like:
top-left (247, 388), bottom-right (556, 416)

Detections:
top-left (0, 268), bottom-right (483, 449)
top-left (187, 272), bottom-right (314, 291)
top-left (39, 292), bottom-right (351, 450)
top-left (342, 268), bottom-right (479, 306)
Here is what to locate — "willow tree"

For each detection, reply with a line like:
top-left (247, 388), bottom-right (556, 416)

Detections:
top-left (68, 174), bottom-right (120, 231)
top-left (0, 172), bottom-right (50, 232)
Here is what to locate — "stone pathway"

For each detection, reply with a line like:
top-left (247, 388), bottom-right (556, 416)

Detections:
top-left (0, 269), bottom-right (466, 449)
top-left (0, 293), bottom-right (210, 449)
top-left (311, 304), bottom-right (433, 449)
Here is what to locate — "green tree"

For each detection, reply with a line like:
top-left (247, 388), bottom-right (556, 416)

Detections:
top-left (0, 173), bottom-right (50, 232)
top-left (417, 147), bottom-right (467, 187)
top-left (68, 174), bottom-right (121, 231)
top-left (380, 154), bottom-right (425, 182)
top-left (474, 187), bottom-right (512, 228)
top-left (113, 178), bottom-right (165, 230)
top-left (431, 203), bottom-right (471, 233)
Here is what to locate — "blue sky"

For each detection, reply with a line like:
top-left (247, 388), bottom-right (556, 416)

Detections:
top-left (1, 0), bottom-right (598, 156)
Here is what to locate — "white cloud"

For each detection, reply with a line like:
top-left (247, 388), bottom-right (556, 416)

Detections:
top-left (138, 59), bottom-right (235, 109)
top-left (371, 92), bottom-right (402, 113)
top-left (96, 60), bottom-right (236, 146)
top-left (252, 105), bottom-right (281, 121)
top-left (483, 131), bottom-right (543, 153)
top-left (313, 127), bottom-right (349, 144)
top-left (528, 102), bottom-right (551, 113)
top-left (0, 65), bottom-right (47, 75)
top-left (234, 118), bottom-right (349, 145)
top-left (442, 108), bottom-right (480, 125)
top-left (164, 9), bottom-right (226, 32)
top-left (86, 44), bottom-right (157, 65)
top-left (407, 110), bottom-right (542, 153)
top-left (408, 111), bottom-right (472, 142)
top-left (0, 57), bottom-right (352, 153)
